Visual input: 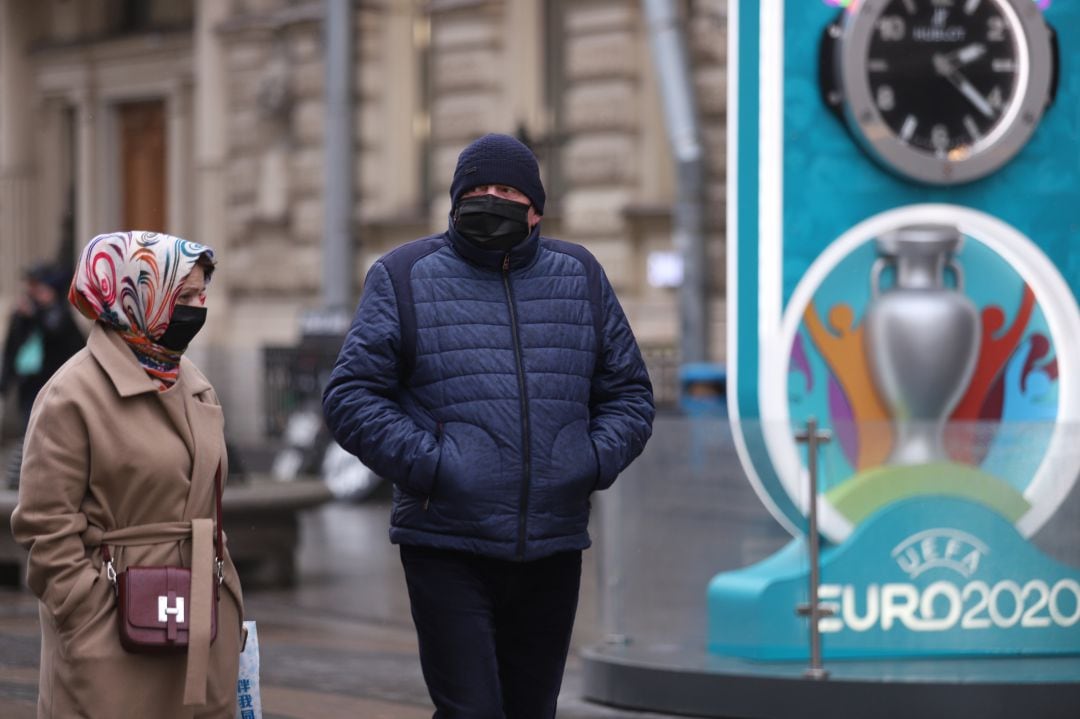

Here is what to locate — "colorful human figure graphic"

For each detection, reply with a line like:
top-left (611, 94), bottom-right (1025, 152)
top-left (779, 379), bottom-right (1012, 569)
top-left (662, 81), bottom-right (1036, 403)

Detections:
top-left (789, 333), bottom-right (813, 402)
top-left (1020, 333), bottom-right (1058, 394)
top-left (791, 332), bottom-right (861, 468)
top-left (952, 285), bottom-right (1035, 420)
top-left (802, 301), bottom-right (892, 470)
top-left (984, 333), bottom-right (1058, 413)
top-left (1001, 335), bottom-right (1057, 417)
top-left (949, 285), bottom-right (1036, 464)
top-left (978, 336), bottom-right (1058, 492)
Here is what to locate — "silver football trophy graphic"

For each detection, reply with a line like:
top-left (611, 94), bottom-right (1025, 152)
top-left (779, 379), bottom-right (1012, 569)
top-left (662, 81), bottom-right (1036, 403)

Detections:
top-left (863, 225), bottom-right (981, 466)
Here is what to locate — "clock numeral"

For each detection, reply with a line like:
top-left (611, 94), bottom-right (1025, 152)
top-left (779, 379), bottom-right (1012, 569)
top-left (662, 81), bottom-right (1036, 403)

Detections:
top-left (900, 115), bottom-right (919, 142)
top-left (963, 115), bottom-right (982, 141)
top-left (987, 86), bottom-right (1005, 110)
top-left (956, 44), bottom-right (986, 65)
top-left (878, 16), bottom-right (906, 42)
top-left (876, 86), bottom-right (897, 112)
top-left (987, 16), bottom-right (1006, 42)
top-left (992, 59), bottom-right (1016, 73)
top-left (931, 124), bottom-right (950, 153)
top-left (868, 59), bottom-right (890, 72)
top-left (963, 0), bottom-right (982, 14)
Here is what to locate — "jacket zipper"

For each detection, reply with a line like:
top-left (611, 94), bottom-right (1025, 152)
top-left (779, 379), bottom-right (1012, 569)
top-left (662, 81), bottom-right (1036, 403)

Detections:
top-left (503, 254), bottom-right (532, 560)
top-left (423, 421), bottom-right (443, 510)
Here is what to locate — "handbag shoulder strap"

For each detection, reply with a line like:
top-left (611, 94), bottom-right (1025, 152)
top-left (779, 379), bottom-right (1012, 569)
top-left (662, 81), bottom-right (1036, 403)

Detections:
top-left (214, 461), bottom-right (223, 564)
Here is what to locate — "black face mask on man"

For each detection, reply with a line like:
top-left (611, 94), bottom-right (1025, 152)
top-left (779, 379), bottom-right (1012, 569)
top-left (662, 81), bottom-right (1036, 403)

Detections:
top-left (454, 195), bottom-right (532, 252)
top-left (158, 304), bottom-right (207, 351)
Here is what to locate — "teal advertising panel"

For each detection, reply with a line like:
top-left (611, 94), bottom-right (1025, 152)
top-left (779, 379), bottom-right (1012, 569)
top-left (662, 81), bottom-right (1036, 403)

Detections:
top-left (716, 0), bottom-right (1080, 660)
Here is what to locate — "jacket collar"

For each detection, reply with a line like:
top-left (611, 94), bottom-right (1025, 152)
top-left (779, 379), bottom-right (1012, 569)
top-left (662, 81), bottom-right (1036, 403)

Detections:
top-left (88, 323), bottom-right (211, 398)
top-left (447, 218), bottom-right (541, 271)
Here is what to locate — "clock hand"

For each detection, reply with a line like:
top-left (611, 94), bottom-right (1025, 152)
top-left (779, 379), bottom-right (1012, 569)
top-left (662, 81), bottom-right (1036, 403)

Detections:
top-left (955, 76), bottom-right (995, 118)
top-left (944, 43), bottom-right (987, 68)
top-left (933, 53), bottom-right (996, 118)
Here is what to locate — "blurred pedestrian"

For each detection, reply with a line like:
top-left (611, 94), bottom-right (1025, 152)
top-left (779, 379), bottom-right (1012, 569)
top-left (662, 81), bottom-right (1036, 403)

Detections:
top-left (0, 262), bottom-right (84, 428)
top-left (11, 231), bottom-right (244, 718)
top-left (323, 133), bottom-right (655, 718)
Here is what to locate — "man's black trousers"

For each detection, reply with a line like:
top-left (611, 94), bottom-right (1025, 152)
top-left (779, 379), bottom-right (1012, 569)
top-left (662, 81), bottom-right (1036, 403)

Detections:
top-left (399, 544), bottom-right (583, 719)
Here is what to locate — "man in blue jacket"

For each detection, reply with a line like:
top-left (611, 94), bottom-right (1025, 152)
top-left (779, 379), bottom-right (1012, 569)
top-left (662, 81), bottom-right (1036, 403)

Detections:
top-left (323, 133), bottom-right (654, 718)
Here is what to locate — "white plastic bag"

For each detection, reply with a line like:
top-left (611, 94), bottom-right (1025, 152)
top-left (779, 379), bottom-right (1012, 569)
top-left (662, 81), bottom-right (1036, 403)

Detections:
top-left (236, 621), bottom-right (263, 719)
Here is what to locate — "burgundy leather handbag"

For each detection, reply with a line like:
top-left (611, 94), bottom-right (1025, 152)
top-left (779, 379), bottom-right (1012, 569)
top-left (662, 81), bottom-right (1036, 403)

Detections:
top-left (114, 564), bottom-right (216, 652)
top-left (102, 465), bottom-right (224, 654)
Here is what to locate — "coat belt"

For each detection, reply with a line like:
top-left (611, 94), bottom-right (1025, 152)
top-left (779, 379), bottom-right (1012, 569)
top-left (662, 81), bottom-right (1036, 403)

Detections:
top-left (81, 520), bottom-right (216, 706)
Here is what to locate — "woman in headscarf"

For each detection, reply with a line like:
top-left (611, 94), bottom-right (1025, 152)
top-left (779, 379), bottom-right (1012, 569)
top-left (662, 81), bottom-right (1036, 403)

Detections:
top-left (11, 231), bottom-right (243, 718)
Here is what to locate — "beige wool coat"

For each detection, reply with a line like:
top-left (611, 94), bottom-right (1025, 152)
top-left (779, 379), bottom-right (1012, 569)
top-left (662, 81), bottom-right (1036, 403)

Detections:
top-left (11, 323), bottom-right (244, 719)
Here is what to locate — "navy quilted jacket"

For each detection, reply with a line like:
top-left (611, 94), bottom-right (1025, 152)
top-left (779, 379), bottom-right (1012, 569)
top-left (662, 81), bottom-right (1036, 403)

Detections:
top-left (323, 225), bottom-right (654, 561)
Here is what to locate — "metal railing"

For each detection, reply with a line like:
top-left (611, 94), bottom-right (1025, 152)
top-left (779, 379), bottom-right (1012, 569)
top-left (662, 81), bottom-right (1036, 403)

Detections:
top-left (795, 417), bottom-right (833, 680)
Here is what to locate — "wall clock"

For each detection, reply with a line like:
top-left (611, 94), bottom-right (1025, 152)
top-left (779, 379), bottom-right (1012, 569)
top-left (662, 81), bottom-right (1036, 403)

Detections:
top-left (820, 0), bottom-right (1057, 185)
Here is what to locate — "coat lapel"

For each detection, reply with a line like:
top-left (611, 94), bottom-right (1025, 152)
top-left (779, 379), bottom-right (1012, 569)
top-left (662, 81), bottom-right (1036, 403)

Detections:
top-left (88, 324), bottom-right (225, 520)
top-left (179, 358), bottom-right (225, 521)
top-left (91, 323), bottom-right (199, 481)
top-left (87, 324), bottom-right (161, 397)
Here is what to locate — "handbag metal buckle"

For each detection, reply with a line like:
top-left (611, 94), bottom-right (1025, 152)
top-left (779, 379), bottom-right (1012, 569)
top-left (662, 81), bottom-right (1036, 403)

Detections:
top-left (216, 558), bottom-right (225, 586)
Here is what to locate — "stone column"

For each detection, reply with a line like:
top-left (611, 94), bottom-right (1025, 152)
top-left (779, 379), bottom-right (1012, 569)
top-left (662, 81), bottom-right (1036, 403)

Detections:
top-left (0, 0), bottom-right (37, 294)
top-left (383, 5), bottom-right (420, 216)
top-left (74, 90), bottom-right (99, 254)
top-left (505, 0), bottom-right (544, 137)
top-left (194, 0), bottom-right (230, 315)
top-left (167, 80), bottom-right (193, 239)
top-left (193, 0), bottom-right (257, 439)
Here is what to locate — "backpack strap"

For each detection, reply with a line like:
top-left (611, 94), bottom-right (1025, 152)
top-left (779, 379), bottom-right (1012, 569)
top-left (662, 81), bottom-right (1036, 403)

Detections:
top-left (378, 234), bottom-right (447, 380)
top-left (545, 239), bottom-right (606, 358)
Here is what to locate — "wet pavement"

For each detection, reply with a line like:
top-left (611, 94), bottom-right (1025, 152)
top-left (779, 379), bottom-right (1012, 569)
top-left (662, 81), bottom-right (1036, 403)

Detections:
top-left (0, 415), bottom-right (786, 718)
top-left (0, 416), bottom-right (805, 718)
top-left (0, 498), bottom-right (688, 718)
top-left (10, 415), bottom-right (1075, 717)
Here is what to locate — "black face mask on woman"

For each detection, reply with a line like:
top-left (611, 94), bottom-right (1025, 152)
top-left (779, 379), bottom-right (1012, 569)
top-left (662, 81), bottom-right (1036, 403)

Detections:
top-left (158, 304), bottom-right (207, 351)
top-left (454, 195), bottom-right (532, 252)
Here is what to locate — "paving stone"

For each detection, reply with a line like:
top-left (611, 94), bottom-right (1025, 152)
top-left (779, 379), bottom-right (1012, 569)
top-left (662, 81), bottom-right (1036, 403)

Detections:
top-left (0, 418), bottom-right (794, 717)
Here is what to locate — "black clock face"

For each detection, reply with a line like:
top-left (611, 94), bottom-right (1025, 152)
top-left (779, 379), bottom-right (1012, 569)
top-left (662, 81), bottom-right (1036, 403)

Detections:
top-left (865, 0), bottom-right (1020, 158)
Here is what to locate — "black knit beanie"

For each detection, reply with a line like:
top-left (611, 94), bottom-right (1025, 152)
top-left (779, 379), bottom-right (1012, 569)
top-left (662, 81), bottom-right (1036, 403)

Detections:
top-left (449, 133), bottom-right (546, 214)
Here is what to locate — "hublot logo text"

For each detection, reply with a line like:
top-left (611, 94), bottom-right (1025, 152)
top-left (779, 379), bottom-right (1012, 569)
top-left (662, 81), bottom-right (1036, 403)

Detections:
top-left (912, 26), bottom-right (967, 42)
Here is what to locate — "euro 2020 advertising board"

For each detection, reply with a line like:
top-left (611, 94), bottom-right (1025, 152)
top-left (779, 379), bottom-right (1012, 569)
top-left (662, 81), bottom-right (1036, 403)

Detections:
top-left (711, 0), bottom-right (1080, 660)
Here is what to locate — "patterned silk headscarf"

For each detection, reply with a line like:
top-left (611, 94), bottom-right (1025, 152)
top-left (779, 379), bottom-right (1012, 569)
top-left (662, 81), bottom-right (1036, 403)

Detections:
top-left (70, 231), bottom-right (214, 389)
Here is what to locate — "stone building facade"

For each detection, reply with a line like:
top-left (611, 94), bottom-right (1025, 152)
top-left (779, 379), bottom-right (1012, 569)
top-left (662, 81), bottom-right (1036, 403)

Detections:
top-left (0, 0), bottom-right (727, 444)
